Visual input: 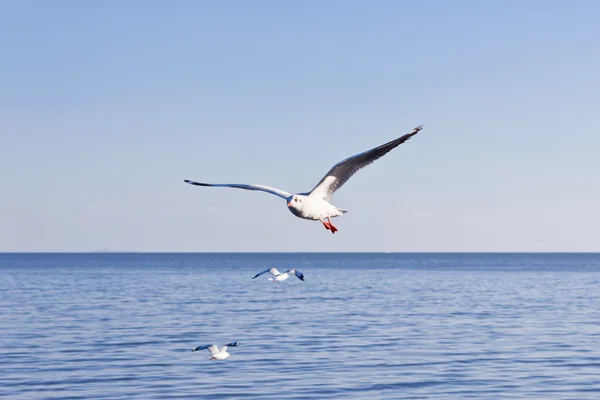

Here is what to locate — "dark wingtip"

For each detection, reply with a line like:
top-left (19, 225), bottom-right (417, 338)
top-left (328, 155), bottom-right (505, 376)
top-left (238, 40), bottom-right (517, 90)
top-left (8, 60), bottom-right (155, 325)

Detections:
top-left (184, 180), bottom-right (211, 187)
top-left (414, 125), bottom-right (423, 133)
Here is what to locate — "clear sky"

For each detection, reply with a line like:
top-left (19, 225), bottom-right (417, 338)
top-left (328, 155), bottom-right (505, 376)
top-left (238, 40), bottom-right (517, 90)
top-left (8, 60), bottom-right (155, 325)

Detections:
top-left (1, 1), bottom-right (599, 252)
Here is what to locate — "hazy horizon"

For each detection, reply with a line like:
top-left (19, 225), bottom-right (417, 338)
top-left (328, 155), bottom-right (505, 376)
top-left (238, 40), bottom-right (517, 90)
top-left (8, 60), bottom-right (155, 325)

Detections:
top-left (2, 251), bottom-right (599, 254)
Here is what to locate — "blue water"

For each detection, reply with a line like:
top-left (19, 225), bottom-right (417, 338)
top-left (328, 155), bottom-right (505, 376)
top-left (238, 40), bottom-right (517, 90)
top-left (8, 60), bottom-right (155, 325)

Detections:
top-left (1, 253), bottom-right (600, 399)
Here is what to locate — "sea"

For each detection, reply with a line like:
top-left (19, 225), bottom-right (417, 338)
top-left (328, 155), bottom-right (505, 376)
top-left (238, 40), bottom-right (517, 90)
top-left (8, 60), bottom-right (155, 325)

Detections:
top-left (1, 252), bottom-right (600, 399)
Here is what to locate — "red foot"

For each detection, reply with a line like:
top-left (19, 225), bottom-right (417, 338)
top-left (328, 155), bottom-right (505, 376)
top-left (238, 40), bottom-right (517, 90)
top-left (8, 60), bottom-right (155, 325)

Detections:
top-left (320, 218), bottom-right (338, 234)
top-left (327, 217), bottom-right (338, 234)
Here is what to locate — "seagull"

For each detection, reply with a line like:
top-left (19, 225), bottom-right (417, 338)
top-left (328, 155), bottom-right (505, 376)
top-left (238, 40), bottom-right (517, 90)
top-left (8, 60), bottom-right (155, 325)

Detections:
top-left (252, 267), bottom-right (305, 282)
top-left (191, 341), bottom-right (239, 360)
top-left (184, 125), bottom-right (423, 234)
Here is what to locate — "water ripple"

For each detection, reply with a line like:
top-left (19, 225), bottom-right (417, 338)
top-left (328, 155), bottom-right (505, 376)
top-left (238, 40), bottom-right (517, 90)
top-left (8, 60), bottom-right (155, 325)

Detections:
top-left (1, 253), bottom-right (600, 399)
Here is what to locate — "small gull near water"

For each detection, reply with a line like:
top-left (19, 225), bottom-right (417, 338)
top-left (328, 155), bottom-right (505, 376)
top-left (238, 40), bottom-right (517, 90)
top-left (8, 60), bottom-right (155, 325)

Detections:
top-left (191, 341), bottom-right (239, 360)
top-left (252, 267), bottom-right (305, 282)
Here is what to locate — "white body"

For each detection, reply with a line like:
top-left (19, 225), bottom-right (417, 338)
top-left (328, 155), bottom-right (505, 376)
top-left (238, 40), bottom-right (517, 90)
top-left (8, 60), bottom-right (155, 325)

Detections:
top-left (210, 349), bottom-right (231, 360)
top-left (269, 272), bottom-right (290, 281)
top-left (286, 194), bottom-right (346, 220)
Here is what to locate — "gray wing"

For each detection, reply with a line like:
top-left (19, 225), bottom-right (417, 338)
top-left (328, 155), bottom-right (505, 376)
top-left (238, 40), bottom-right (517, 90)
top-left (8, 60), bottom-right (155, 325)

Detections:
top-left (286, 269), bottom-right (305, 281)
top-left (184, 180), bottom-right (291, 200)
top-left (252, 268), bottom-right (280, 279)
top-left (191, 344), bottom-right (219, 353)
top-left (220, 341), bottom-right (238, 353)
top-left (308, 125), bottom-right (423, 201)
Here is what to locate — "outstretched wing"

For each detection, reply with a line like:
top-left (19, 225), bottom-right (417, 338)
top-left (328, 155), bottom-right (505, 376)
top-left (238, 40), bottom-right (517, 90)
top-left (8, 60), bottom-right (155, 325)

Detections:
top-left (286, 269), bottom-right (305, 281)
top-left (221, 341), bottom-right (239, 352)
top-left (191, 344), bottom-right (219, 354)
top-left (252, 268), bottom-right (280, 279)
top-left (308, 125), bottom-right (423, 201)
top-left (184, 180), bottom-right (291, 200)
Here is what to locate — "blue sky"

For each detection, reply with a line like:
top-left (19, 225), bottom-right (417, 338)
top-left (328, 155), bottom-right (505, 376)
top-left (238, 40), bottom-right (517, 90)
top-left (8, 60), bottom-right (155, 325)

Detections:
top-left (1, 1), bottom-right (599, 252)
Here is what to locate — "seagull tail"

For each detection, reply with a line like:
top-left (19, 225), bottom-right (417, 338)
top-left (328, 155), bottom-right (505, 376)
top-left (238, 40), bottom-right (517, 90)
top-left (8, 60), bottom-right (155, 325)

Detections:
top-left (336, 207), bottom-right (348, 214)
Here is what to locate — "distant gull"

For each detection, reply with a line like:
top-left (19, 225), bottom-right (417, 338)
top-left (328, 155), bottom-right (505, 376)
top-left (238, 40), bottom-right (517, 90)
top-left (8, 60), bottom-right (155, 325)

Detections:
top-left (252, 267), bottom-right (305, 282)
top-left (184, 125), bottom-right (423, 234)
top-left (191, 341), bottom-right (239, 360)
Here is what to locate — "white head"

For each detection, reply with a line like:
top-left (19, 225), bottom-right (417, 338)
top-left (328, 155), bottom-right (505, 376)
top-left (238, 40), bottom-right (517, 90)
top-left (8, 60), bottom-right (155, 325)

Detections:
top-left (287, 195), bottom-right (305, 212)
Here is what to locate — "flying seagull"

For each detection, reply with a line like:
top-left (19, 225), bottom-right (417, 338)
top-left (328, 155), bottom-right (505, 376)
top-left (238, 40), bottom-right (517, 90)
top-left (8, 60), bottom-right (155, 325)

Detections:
top-left (191, 341), bottom-right (239, 360)
top-left (184, 125), bottom-right (423, 233)
top-left (252, 267), bottom-right (305, 282)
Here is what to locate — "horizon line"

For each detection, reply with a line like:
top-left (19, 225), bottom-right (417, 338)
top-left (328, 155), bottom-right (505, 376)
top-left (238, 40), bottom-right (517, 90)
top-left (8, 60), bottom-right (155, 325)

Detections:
top-left (1, 251), bottom-right (600, 254)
